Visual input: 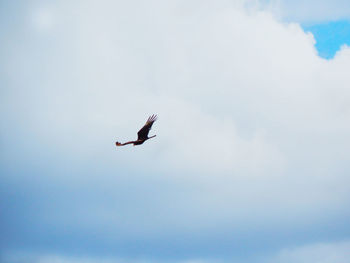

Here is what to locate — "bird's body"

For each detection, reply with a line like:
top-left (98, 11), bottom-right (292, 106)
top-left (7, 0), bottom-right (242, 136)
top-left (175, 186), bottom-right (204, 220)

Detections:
top-left (116, 114), bottom-right (157, 147)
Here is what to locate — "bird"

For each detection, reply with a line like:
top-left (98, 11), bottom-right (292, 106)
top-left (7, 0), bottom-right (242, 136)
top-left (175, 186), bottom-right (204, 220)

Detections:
top-left (116, 114), bottom-right (158, 147)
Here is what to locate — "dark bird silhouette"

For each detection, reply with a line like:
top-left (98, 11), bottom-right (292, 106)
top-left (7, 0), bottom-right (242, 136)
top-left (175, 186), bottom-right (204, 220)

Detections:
top-left (116, 114), bottom-right (157, 147)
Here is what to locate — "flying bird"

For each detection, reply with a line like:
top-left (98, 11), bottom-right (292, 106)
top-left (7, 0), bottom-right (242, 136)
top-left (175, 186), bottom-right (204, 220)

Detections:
top-left (116, 114), bottom-right (158, 146)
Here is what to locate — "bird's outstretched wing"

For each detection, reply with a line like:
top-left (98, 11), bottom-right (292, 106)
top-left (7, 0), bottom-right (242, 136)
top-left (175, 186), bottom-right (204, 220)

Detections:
top-left (137, 114), bottom-right (157, 140)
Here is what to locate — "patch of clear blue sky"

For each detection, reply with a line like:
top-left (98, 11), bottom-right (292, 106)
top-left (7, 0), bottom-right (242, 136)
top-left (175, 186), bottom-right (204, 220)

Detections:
top-left (302, 20), bottom-right (350, 59)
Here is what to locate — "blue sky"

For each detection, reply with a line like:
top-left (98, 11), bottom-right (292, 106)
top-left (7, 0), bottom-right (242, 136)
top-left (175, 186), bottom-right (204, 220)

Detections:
top-left (303, 20), bottom-right (350, 59)
top-left (1, 1), bottom-right (350, 263)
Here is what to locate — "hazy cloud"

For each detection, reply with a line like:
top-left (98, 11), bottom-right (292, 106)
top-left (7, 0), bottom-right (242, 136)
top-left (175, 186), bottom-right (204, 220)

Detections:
top-left (269, 240), bottom-right (350, 263)
top-left (266, 0), bottom-right (350, 22)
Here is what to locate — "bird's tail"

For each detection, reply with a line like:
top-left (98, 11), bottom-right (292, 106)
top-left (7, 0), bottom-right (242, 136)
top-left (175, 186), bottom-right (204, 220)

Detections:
top-left (116, 141), bottom-right (135, 146)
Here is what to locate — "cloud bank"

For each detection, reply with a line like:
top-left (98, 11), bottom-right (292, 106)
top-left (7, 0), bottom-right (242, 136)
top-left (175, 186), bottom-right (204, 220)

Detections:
top-left (1, 0), bottom-right (350, 262)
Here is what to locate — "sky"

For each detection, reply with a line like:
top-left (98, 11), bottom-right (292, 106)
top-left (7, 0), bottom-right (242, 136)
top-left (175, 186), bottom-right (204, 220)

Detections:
top-left (1, 0), bottom-right (350, 263)
top-left (303, 20), bottom-right (350, 59)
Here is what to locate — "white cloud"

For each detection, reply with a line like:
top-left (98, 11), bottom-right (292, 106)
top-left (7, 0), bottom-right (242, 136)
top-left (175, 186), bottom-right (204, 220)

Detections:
top-left (2, 252), bottom-right (219, 263)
